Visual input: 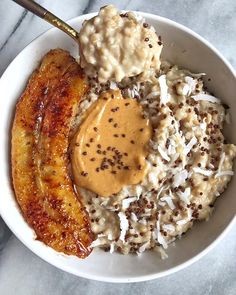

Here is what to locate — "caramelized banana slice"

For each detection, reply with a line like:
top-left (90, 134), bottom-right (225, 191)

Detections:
top-left (11, 49), bottom-right (93, 258)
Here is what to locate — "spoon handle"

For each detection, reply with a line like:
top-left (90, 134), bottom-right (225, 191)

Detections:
top-left (12, 0), bottom-right (79, 41)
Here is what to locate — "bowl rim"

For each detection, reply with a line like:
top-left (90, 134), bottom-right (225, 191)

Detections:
top-left (0, 11), bottom-right (236, 283)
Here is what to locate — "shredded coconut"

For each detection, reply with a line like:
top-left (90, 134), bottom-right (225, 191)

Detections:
top-left (193, 167), bottom-right (213, 177)
top-left (192, 93), bottom-right (221, 104)
top-left (173, 169), bottom-right (189, 187)
top-left (146, 91), bottom-right (159, 100)
top-left (215, 171), bottom-right (234, 177)
top-left (225, 111), bottom-right (231, 124)
top-left (157, 231), bottom-right (168, 249)
top-left (90, 238), bottom-right (105, 248)
top-left (158, 201), bottom-right (166, 207)
top-left (176, 219), bottom-right (188, 225)
top-left (122, 196), bottom-right (137, 209)
top-left (217, 152), bottom-right (225, 174)
top-left (110, 242), bottom-right (115, 253)
top-left (158, 75), bottom-right (170, 104)
top-left (138, 241), bottom-right (150, 254)
top-left (199, 121), bottom-right (207, 131)
top-left (177, 187), bottom-right (191, 204)
top-left (184, 70), bottom-right (206, 78)
top-left (183, 136), bottom-right (197, 155)
top-left (162, 224), bottom-right (175, 232)
top-left (185, 76), bottom-right (197, 93)
top-left (118, 212), bottom-right (129, 242)
top-left (135, 185), bottom-right (143, 198)
top-left (110, 81), bottom-right (118, 89)
top-left (130, 212), bottom-right (138, 222)
top-left (148, 172), bottom-right (158, 186)
top-left (158, 146), bottom-right (170, 161)
top-left (156, 185), bottom-right (167, 199)
top-left (160, 195), bottom-right (176, 210)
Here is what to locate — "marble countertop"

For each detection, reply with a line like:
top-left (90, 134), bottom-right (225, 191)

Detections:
top-left (0, 0), bottom-right (236, 294)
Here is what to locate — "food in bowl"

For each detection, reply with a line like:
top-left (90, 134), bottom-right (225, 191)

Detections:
top-left (79, 5), bottom-right (163, 82)
top-left (11, 5), bottom-right (236, 259)
top-left (11, 49), bottom-right (94, 258)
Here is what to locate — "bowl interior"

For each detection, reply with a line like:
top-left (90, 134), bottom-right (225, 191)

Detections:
top-left (0, 12), bottom-right (235, 283)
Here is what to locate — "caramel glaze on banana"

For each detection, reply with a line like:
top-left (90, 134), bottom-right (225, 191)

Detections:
top-left (11, 49), bottom-right (94, 258)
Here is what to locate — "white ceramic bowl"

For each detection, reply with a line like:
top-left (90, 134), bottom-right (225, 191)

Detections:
top-left (0, 12), bottom-right (236, 283)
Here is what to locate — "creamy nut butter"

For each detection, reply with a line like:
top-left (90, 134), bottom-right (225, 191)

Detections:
top-left (71, 90), bottom-right (152, 196)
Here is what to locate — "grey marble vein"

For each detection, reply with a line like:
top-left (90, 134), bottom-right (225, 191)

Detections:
top-left (0, 0), bottom-right (236, 294)
top-left (0, 10), bottom-right (28, 52)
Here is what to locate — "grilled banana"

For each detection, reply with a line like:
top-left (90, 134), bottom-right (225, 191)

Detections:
top-left (11, 49), bottom-right (93, 258)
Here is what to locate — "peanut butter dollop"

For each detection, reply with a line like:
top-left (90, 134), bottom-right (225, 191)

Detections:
top-left (71, 90), bottom-right (152, 197)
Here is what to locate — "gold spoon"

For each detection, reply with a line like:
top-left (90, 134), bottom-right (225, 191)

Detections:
top-left (12, 0), bottom-right (79, 41)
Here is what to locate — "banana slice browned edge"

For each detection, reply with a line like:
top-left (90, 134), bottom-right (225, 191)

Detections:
top-left (11, 49), bottom-right (94, 258)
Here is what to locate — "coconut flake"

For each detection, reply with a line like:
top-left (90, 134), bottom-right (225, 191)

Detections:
top-left (157, 247), bottom-right (168, 259)
top-left (158, 75), bottom-right (170, 104)
top-left (158, 146), bottom-right (170, 161)
top-left (158, 201), bottom-right (166, 207)
top-left (199, 121), bottom-right (207, 131)
top-left (162, 224), bottom-right (175, 232)
top-left (157, 231), bottom-right (168, 249)
top-left (90, 238), bottom-right (104, 248)
top-left (105, 206), bottom-right (117, 212)
top-left (225, 111), bottom-right (231, 124)
top-left (135, 185), bottom-right (143, 198)
top-left (131, 212), bottom-right (138, 222)
top-left (156, 184), bottom-right (168, 199)
top-left (217, 152), bottom-right (225, 174)
top-left (215, 170), bottom-right (234, 177)
top-left (186, 207), bottom-right (192, 221)
top-left (185, 76), bottom-right (197, 94)
top-left (177, 187), bottom-right (191, 204)
top-left (146, 91), bottom-right (159, 100)
top-left (173, 169), bottom-right (189, 187)
top-left (193, 167), bottom-right (213, 176)
top-left (138, 241), bottom-right (150, 254)
top-left (97, 233), bottom-right (106, 238)
top-left (171, 152), bottom-right (180, 164)
top-left (100, 199), bottom-right (109, 207)
top-left (183, 136), bottom-right (197, 155)
top-left (184, 70), bottom-right (206, 78)
top-left (192, 93), bottom-right (221, 104)
top-left (160, 195), bottom-right (176, 210)
top-left (110, 243), bottom-right (115, 253)
top-left (182, 84), bottom-right (191, 96)
top-left (154, 219), bottom-right (168, 249)
top-left (168, 142), bottom-right (176, 155)
top-left (176, 219), bottom-right (188, 225)
top-left (139, 219), bottom-right (147, 225)
top-left (110, 81), bottom-right (118, 89)
top-left (126, 85), bottom-right (140, 99)
top-left (208, 163), bottom-right (215, 170)
top-left (122, 196), bottom-right (137, 209)
top-left (107, 233), bottom-right (113, 240)
top-left (118, 212), bottom-right (129, 242)
top-left (148, 172), bottom-right (157, 185)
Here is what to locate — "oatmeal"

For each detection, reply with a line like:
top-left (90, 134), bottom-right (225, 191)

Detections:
top-left (79, 5), bottom-right (163, 82)
top-left (72, 6), bottom-right (236, 257)
top-left (72, 64), bottom-right (236, 257)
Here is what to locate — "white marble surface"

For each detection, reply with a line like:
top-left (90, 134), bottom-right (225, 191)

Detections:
top-left (0, 0), bottom-right (236, 294)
